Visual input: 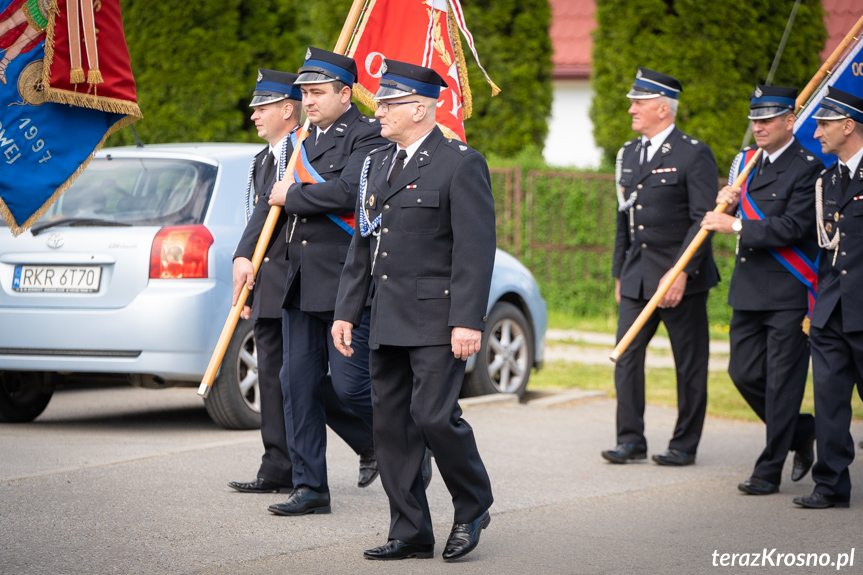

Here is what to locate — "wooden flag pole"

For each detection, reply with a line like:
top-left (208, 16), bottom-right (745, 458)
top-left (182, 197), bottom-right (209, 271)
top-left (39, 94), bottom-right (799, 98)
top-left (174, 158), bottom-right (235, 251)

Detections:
top-left (610, 14), bottom-right (863, 363)
top-left (198, 0), bottom-right (368, 398)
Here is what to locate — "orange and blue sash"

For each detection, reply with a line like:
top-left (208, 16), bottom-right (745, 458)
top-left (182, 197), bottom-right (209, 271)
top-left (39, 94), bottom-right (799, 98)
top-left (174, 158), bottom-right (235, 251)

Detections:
top-left (291, 129), bottom-right (355, 235)
top-left (737, 149), bottom-right (818, 316)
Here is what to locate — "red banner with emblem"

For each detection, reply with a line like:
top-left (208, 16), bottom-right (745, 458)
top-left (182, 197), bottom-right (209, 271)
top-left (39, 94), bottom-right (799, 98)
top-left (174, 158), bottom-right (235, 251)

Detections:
top-left (347, 0), bottom-right (498, 143)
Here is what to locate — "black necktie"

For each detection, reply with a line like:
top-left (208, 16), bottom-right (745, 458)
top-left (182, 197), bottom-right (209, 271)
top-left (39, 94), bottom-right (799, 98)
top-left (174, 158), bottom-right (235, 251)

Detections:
top-left (259, 151), bottom-right (276, 191)
top-left (760, 156), bottom-right (770, 176)
top-left (388, 149), bottom-right (408, 187)
top-left (640, 139), bottom-right (651, 168)
top-left (841, 164), bottom-right (851, 194)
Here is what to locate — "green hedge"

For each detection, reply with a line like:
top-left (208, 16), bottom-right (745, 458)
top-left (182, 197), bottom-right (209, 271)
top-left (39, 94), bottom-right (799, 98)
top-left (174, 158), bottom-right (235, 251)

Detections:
top-left (108, 0), bottom-right (552, 157)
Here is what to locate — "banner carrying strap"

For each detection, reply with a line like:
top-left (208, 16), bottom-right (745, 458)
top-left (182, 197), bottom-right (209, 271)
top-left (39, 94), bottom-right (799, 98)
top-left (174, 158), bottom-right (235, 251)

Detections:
top-left (289, 129), bottom-right (355, 236)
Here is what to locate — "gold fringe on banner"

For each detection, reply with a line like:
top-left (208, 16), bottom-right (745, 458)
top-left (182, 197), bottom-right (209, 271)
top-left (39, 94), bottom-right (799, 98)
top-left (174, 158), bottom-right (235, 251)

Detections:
top-left (87, 68), bottom-right (102, 84)
top-left (447, 5), bottom-right (471, 118)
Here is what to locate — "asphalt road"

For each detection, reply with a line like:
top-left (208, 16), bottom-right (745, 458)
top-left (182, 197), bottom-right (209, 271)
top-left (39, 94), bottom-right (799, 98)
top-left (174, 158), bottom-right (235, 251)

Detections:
top-left (2, 385), bottom-right (862, 575)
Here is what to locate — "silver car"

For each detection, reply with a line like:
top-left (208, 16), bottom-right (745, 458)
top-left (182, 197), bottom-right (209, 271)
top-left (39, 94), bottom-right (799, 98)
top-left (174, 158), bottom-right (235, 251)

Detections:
top-left (0, 143), bottom-right (546, 428)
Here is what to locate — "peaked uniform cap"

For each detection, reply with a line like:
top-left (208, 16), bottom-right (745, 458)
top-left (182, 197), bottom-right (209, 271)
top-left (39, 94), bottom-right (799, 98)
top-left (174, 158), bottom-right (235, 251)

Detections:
top-left (295, 47), bottom-right (357, 86)
top-left (814, 86), bottom-right (863, 123)
top-left (250, 69), bottom-right (302, 107)
top-left (374, 58), bottom-right (448, 101)
top-left (748, 85), bottom-right (797, 120)
top-left (627, 67), bottom-right (682, 100)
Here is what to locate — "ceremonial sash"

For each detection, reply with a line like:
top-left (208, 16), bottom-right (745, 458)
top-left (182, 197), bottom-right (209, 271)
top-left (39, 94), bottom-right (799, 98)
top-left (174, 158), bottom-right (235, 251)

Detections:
top-left (736, 150), bottom-right (819, 316)
top-left (290, 130), bottom-right (355, 236)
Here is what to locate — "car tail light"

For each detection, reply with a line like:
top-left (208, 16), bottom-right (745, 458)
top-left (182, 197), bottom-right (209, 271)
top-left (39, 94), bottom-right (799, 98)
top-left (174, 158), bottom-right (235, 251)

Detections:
top-left (149, 225), bottom-right (214, 279)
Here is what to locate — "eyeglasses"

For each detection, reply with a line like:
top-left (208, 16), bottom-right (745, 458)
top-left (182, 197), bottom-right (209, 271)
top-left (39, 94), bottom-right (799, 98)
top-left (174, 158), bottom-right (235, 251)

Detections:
top-left (376, 101), bottom-right (420, 113)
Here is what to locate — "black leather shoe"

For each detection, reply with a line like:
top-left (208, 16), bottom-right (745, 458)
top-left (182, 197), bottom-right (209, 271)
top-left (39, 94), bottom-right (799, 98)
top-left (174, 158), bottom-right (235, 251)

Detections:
top-left (421, 448), bottom-right (433, 489)
top-left (601, 443), bottom-right (647, 464)
top-left (358, 447), bottom-right (379, 488)
top-left (442, 510), bottom-right (491, 561)
top-left (363, 539), bottom-right (434, 560)
top-left (793, 492), bottom-right (850, 509)
top-left (738, 476), bottom-right (779, 495)
top-left (228, 477), bottom-right (291, 493)
top-left (267, 486), bottom-right (331, 516)
top-left (792, 431), bottom-right (815, 482)
top-left (652, 448), bottom-right (695, 466)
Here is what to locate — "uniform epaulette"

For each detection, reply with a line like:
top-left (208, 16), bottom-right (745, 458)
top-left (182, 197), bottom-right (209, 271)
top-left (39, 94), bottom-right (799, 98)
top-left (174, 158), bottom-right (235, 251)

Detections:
top-left (797, 148), bottom-right (816, 162)
top-left (444, 138), bottom-right (473, 155)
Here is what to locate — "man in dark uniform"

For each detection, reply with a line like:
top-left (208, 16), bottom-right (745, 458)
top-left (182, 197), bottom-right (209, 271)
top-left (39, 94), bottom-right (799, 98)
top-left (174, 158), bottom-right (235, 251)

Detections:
top-left (793, 87), bottom-right (863, 509)
top-left (228, 70), bottom-right (379, 495)
top-left (701, 85), bottom-right (822, 495)
top-left (266, 48), bottom-right (387, 516)
top-left (602, 68), bottom-right (719, 467)
top-left (332, 59), bottom-right (495, 561)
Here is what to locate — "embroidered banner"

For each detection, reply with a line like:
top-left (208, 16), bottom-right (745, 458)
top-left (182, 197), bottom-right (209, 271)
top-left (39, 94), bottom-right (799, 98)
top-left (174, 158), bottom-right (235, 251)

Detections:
top-left (0, 0), bottom-right (141, 235)
top-left (346, 0), bottom-right (498, 143)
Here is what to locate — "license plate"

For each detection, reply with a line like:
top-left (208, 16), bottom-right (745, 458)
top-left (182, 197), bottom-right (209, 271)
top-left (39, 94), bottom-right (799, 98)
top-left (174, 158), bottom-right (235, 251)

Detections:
top-left (12, 265), bottom-right (102, 293)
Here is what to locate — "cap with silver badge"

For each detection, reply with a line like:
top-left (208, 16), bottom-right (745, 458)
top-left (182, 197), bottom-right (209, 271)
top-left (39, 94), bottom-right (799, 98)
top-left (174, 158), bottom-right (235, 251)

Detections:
top-left (373, 58), bottom-right (448, 101)
top-left (626, 67), bottom-right (682, 100)
top-left (249, 69), bottom-right (302, 107)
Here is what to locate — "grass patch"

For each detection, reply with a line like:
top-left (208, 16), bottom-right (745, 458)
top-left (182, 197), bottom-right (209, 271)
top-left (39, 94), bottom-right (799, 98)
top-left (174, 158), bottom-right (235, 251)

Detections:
top-left (549, 310), bottom-right (731, 341)
top-left (530, 361), bottom-right (863, 421)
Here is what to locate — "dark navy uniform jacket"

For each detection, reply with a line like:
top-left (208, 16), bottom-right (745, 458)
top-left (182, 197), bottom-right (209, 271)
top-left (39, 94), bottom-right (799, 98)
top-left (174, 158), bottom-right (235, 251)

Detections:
top-left (811, 161), bottom-right (863, 332)
top-left (281, 104), bottom-right (387, 313)
top-left (727, 140), bottom-right (823, 311)
top-left (613, 127), bottom-right (719, 298)
top-left (335, 126), bottom-right (496, 348)
top-left (235, 145), bottom-right (291, 319)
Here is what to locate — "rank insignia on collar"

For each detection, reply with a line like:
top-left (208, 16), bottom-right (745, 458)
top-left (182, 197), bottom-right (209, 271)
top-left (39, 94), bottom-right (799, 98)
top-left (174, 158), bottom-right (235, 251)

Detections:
top-left (661, 142), bottom-right (672, 154)
top-left (754, 87), bottom-right (763, 98)
top-left (832, 173), bottom-right (838, 186)
top-left (420, 150), bottom-right (429, 156)
top-left (257, 70), bottom-right (263, 81)
top-left (306, 48), bottom-right (311, 60)
top-left (369, 195), bottom-right (375, 207)
top-left (858, 169), bottom-right (863, 180)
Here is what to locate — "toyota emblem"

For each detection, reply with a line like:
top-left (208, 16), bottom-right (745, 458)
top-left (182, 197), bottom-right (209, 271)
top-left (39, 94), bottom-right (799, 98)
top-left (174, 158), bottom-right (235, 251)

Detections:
top-left (46, 233), bottom-right (65, 249)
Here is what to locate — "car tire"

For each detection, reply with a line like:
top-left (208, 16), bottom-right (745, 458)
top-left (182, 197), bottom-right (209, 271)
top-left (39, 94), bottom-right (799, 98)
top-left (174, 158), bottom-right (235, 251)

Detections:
top-left (203, 318), bottom-right (262, 430)
top-left (0, 371), bottom-right (55, 423)
top-left (462, 301), bottom-right (533, 398)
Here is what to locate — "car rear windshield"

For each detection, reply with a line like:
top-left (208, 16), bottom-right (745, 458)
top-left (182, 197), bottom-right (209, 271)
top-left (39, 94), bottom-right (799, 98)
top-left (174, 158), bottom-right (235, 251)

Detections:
top-left (40, 157), bottom-right (217, 225)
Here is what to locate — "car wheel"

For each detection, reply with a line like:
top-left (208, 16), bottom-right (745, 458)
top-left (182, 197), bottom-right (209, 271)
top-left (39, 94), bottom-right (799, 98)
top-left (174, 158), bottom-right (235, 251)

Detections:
top-left (0, 371), bottom-right (55, 423)
top-left (462, 301), bottom-right (533, 398)
top-left (203, 318), bottom-right (262, 430)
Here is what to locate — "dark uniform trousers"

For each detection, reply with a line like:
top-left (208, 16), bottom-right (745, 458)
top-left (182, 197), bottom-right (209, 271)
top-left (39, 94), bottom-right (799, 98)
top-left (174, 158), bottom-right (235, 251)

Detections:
top-left (615, 292), bottom-right (709, 454)
top-left (278, 105), bottom-right (385, 492)
top-left (612, 127), bottom-right (719, 454)
top-left (237, 144), bottom-right (371, 486)
top-left (334, 127), bottom-right (496, 545)
top-left (724, 141), bottom-right (822, 484)
top-left (808, 161), bottom-right (863, 503)
top-left (280, 302), bottom-right (373, 492)
top-left (370, 345), bottom-right (493, 545)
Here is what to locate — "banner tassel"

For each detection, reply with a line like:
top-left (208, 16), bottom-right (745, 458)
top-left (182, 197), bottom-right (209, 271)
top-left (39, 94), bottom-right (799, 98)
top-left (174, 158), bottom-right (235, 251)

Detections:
top-left (87, 68), bottom-right (102, 84)
top-left (70, 66), bottom-right (84, 83)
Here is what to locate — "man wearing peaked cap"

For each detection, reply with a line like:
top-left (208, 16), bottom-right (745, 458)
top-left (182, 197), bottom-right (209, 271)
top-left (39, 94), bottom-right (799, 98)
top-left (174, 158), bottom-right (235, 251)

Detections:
top-left (266, 48), bottom-right (388, 517)
top-left (793, 86), bottom-right (863, 509)
top-left (332, 59), bottom-right (495, 561)
top-left (701, 85), bottom-right (822, 496)
top-left (229, 69), bottom-right (377, 496)
top-left (604, 67), bottom-right (719, 468)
